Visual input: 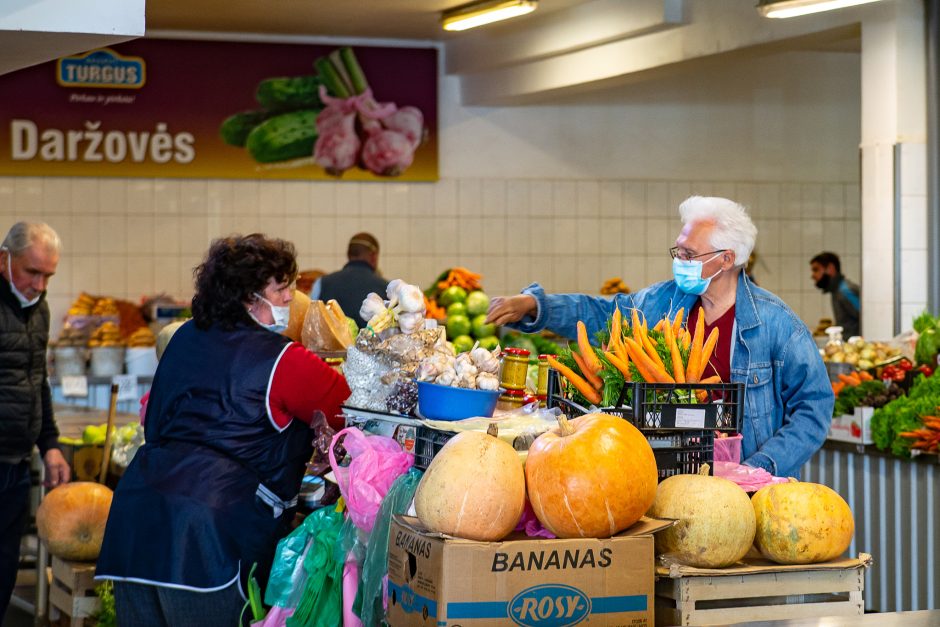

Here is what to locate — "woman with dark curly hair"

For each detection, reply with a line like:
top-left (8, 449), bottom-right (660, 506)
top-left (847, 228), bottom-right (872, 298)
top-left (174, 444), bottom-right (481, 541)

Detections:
top-left (95, 234), bottom-right (350, 626)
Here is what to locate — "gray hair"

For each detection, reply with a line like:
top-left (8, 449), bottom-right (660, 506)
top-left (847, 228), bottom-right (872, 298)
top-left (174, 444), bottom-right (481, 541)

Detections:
top-left (678, 196), bottom-right (756, 268)
top-left (2, 222), bottom-right (62, 257)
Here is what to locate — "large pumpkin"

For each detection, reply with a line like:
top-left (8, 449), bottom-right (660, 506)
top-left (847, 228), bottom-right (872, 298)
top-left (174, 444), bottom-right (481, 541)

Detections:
top-left (414, 430), bottom-right (525, 541)
top-left (36, 482), bottom-right (113, 561)
top-left (525, 413), bottom-right (657, 538)
top-left (648, 469), bottom-right (755, 567)
top-left (752, 480), bottom-right (854, 565)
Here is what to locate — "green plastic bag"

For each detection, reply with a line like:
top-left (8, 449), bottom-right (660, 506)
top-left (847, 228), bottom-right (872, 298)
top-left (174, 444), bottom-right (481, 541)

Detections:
top-left (358, 468), bottom-right (423, 626)
top-left (259, 505), bottom-right (345, 627)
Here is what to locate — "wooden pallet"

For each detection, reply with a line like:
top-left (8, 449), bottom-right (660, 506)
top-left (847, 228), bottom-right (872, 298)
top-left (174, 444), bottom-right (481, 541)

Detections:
top-left (49, 556), bottom-right (101, 627)
top-left (655, 554), bottom-right (871, 626)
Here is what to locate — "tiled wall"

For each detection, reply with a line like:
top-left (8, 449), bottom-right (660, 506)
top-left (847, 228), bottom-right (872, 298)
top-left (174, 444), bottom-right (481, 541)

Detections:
top-left (0, 175), bottom-right (860, 337)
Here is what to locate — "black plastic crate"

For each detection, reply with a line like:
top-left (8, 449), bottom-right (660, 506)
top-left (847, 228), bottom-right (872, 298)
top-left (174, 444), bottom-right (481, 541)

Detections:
top-left (413, 425), bottom-right (454, 471)
top-left (630, 381), bottom-right (742, 432)
top-left (545, 372), bottom-right (744, 480)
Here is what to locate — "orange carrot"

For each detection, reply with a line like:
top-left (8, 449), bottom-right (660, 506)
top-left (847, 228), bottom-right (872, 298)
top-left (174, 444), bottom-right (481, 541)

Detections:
top-left (547, 356), bottom-right (601, 404)
top-left (631, 309), bottom-right (645, 346)
top-left (672, 308), bottom-right (685, 337)
top-left (609, 308), bottom-right (623, 352)
top-left (605, 351), bottom-right (632, 380)
top-left (692, 327), bottom-right (720, 382)
top-left (681, 329), bottom-right (691, 351)
top-left (858, 371), bottom-right (873, 381)
top-left (663, 320), bottom-right (685, 383)
top-left (699, 375), bottom-right (721, 384)
top-left (653, 319), bottom-right (665, 333)
top-left (572, 351), bottom-right (603, 391)
top-left (687, 307), bottom-right (706, 383)
top-left (576, 321), bottom-right (602, 375)
top-left (624, 338), bottom-right (674, 383)
top-left (642, 333), bottom-right (667, 372)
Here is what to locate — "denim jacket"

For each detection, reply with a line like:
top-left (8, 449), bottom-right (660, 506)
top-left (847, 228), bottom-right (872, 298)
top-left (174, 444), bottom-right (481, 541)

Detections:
top-left (511, 272), bottom-right (832, 478)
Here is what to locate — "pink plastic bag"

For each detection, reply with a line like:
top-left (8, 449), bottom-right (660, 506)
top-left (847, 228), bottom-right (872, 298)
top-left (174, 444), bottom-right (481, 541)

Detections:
top-left (514, 499), bottom-right (555, 539)
top-left (713, 461), bottom-right (790, 492)
top-left (251, 606), bottom-right (294, 627)
top-left (342, 549), bottom-right (362, 627)
top-left (329, 428), bottom-right (413, 534)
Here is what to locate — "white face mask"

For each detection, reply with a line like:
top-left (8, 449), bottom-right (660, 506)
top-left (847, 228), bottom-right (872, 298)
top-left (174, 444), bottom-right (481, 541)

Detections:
top-left (249, 292), bottom-right (290, 333)
top-left (2, 247), bottom-right (41, 309)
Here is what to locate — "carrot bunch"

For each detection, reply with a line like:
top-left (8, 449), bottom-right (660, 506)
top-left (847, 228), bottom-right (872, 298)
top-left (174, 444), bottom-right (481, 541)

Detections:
top-left (897, 414), bottom-right (940, 453)
top-left (424, 294), bottom-right (447, 320)
top-left (436, 267), bottom-right (483, 292)
top-left (547, 306), bottom-right (722, 407)
top-left (831, 370), bottom-right (873, 396)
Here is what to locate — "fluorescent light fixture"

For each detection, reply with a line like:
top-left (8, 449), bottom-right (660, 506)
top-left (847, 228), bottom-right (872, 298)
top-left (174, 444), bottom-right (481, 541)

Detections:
top-left (757, 0), bottom-right (884, 19)
top-left (441, 0), bottom-right (537, 32)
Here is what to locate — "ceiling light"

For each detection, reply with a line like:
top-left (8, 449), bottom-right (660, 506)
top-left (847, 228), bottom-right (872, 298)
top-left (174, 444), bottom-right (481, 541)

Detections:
top-left (757, 0), bottom-right (884, 19)
top-left (441, 0), bottom-right (537, 32)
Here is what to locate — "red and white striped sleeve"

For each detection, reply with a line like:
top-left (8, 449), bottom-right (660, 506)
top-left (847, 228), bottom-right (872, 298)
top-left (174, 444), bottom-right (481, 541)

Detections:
top-left (268, 343), bottom-right (350, 431)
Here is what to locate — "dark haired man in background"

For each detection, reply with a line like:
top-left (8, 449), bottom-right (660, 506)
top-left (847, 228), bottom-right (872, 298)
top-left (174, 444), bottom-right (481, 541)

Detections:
top-left (810, 251), bottom-right (860, 338)
top-left (312, 232), bottom-right (388, 328)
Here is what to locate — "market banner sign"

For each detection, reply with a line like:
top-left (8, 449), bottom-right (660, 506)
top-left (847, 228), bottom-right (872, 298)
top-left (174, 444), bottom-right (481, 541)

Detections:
top-left (0, 38), bottom-right (438, 181)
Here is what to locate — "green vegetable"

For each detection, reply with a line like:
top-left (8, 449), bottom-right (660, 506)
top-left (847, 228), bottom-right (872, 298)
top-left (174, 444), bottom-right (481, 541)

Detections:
top-left (93, 580), bottom-right (116, 627)
top-left (833, 380), bottom-right (885, 417)
top-left (913, 310), bottom-right (938, 334)
top-left (871, 371), bottom-right (940, 456)
top-left (255, 75), bottom-right (323, 111)
top-left (314, 56), bottom-right (351, 98)
top-left (915, 327), bottom-right (940, 366)
top-left (245, 110), bottom-right (319, 163)
top-left (247, 562), bottom-right (265, 622)
top-left (220, 110), bottom-right (270, 147)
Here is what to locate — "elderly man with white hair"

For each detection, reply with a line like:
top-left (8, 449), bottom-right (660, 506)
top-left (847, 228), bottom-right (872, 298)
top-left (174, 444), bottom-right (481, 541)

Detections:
top-left (0, 221), bottom-right (70, 620)
top-left (488, 196), bottom-right (832, 479)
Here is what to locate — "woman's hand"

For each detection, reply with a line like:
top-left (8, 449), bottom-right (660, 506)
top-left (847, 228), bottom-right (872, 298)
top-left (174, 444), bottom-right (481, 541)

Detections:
top-left (486, 295), bottom-right (537, 326)
top-left (43, 448), bottom-right (71, 488)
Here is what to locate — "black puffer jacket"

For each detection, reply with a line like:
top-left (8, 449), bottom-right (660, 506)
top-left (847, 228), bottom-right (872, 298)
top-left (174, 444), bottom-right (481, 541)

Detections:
top-left (0, 280), bottom-right (59, 464)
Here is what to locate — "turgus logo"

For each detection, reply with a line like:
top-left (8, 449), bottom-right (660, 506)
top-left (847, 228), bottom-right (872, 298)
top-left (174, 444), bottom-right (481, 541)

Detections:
top-left (508, 584), bottom-right (590, 626)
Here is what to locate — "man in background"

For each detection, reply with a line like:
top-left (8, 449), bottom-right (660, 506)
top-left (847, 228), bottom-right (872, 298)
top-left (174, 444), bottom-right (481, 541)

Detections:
top-left (312, 232), bottom-right (388, 328)
top-left (810, 251), bottom-right (861, 338)
top-left (0, 222), bottom-right (70, 620)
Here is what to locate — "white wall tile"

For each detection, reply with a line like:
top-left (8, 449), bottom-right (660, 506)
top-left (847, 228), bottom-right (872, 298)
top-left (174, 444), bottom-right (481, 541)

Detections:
top-left (758, 183), bottom-right (781, 218)
top-left (756, 219), bottom-right (780, 255)
top-left (645, 182), bottom-right (668, 217)
top-left (480, 255), bottom-right (507, 295)
top-left (41, 178), bottom-right (71, 216)
top-left (458, 179), bottom-right (482, 217)
top-left (71, 255), bottom-right (99, 294)
top-left (646, 218), bottom-right (670, 254)
top-left (900, 249), bottom-right (928, 304)
top-left (822, 184), bottom-right (845, 219)
top-left (599, 218), bottom-right (622, 256)
top-left (309, 182), bottom-right (337, 216)
top-left (553, 181), bottom-right (576, 217)
top-left (178, 216), bottom-right (209, 255)
top-left (800, 184), bottom-right (823, 219)
top-left (599, 181), bottom-right (622, 218)
top-left (360, 183), bottom-right (386, 217)
top-left (154, 181), bottom-right (181, 215)
top-left (779, 220), bottom-right (801, 255)
top-left (529, 181), bottom-right (552, 217)
top-left (127, 179), bottom-right (154, 215)
top-left (456, 215), bottom-right (481, 255)
top-left (99, 256), bottom-right (127, 296)
top-left (434, 179), bottom-right (458, 216)
top-left (821, 220), bottom-right (846, 255)
top-left (709, 182), bottom-right (736, 200)
top-left (577, 255), bottom-right (602, 293)
top-left (576, 217), bottom-right (599, 253)
top-left (70, 216), bottom-right (100, 254)
top-left (780, 183), bottom-right (801, 218)
top-left (153, 256), bottom-right (181, 298)
top-left (506, 180), bottom-right (529, 216)
top-left (844, 184), bottom-right (861, 220)
top-left (15, 178), bottom-right (42, 216)
top-left (622, 217), bottom-right (647, 255)
top-left (410, 183), bottom-right (434, 217)
top-left (482, 179), bottom-right (506, 217)
top-left (623, 181), bottom-right (645, 217)
top-left (180, 180), bottom-right (209, 216)
top-left (900, 142), bottom-right (927, 196)
top-left (335, 184), bottom-right (361, 217)
top-left (900, 194), bottom-right (928, 250)
top-left (668, 182), bottom-right (693, 212)
top-left (505, 255), bottom-right (530, 293)
top-left (576, 181), bottom-right (600, 217)
top-left (98, 216), bottom-right (127, 254)
top-left (432, 217), bottom-right (459, 256)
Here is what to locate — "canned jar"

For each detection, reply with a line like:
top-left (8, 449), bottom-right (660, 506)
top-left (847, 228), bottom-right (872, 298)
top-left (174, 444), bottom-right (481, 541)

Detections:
top-left (499, 347), bottom-right (531, 391)
top-left (499, 388), bottom-right (527, 409)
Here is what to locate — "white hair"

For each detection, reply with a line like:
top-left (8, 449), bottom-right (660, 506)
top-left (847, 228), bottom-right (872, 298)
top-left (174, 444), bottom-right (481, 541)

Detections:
top-left (678, 196), bottom-right (756, 268)
top-left (2, 222), bottom-right (62, 256)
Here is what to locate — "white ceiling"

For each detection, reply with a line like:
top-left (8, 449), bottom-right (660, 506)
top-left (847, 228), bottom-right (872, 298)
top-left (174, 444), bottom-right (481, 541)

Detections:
top-left (145, 0), bottom-right (588, 41)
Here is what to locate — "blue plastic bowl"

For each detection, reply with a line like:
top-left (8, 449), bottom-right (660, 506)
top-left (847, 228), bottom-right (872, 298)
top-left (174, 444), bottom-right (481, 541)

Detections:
top-left (416, 381), bottom-right (500, 421)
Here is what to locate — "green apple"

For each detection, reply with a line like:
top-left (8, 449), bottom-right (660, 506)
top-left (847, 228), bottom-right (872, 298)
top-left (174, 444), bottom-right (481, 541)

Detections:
top-left (471, 314), bottom-right (496, 338)
top-left (445, 314), bottom-right (471, 340)
top-left (439, 286), bottom-right (467, 307)
top-left (446, 302), bottom-right (468, 318)
top-left (465, 291), bottom-right (490, 317)
top-left (452, 335), bottom-right (475, 353)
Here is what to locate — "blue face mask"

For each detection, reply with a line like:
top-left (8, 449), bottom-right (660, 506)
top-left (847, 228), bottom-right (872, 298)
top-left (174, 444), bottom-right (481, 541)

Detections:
top-left (672, 253), bottom-right (723, 296)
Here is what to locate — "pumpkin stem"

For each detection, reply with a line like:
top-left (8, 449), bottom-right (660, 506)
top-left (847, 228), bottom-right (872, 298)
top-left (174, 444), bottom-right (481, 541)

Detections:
top-left (556, 414), bottom-right (575, 437)
top-left (487, 422), bottom-right (498, 437)
top-left (787, 477), bottom-right (799, 483)
top-left (698, 463), bottom-right (710, 476)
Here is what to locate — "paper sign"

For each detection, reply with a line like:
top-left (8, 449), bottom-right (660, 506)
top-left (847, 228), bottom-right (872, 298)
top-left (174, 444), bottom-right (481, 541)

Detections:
top-left (61, 375), bottom-right (88, 398)
top-left (112, 374), bottom-right (139, 402)
top-left (675, 407), bottom-right (707, 429)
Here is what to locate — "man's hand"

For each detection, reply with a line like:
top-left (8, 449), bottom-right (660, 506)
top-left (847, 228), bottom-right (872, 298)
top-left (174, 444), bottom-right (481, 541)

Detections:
top-left (486, 295), bottom-right (537, 326)
top-left (43, 448), bottom-right (70, 488)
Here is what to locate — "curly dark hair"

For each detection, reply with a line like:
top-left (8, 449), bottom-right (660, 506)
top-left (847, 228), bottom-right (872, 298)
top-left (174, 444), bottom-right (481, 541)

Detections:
top-left (191, 234), bottom-right (297, 330)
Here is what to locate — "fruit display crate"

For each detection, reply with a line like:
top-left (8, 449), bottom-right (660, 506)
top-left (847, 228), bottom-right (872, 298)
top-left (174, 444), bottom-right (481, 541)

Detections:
top-left (49, 555), bottom-right (101, 627)
top-left (547, 374), bottom-right (743, 480)
top-left (654, 553), bottom-right (871, 626)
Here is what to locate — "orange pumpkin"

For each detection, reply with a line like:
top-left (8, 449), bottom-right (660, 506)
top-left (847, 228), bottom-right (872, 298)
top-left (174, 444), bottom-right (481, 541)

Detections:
top-left (415, 430), bottom-right (525, 541)
top-left (752, 479), bottom-right (854, 565)
top-left (525, 413), bottom-right (658, 538)
top-left (36, 482), bottom-right (113, 561)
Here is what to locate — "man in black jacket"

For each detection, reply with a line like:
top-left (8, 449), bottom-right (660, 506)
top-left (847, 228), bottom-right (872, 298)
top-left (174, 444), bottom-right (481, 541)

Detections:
top-left (0, 222), bottom-right (69, 619)
top-left (810, 251), bottom-right (861, 338)
top-left (312, 232), bottom-right (389, 328)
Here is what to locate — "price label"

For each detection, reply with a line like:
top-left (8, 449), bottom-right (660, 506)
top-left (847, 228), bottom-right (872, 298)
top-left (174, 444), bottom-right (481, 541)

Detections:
top-left (61, 376), bottom-right (88, 398)
top-left (112, 374), bottom-right (139, 402)
top-left (675, 407), bottom-right (706, 429)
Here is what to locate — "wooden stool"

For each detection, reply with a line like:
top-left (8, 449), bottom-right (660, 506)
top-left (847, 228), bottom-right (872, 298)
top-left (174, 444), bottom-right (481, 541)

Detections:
top-left (49, 556), bottom-right (101, 627)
